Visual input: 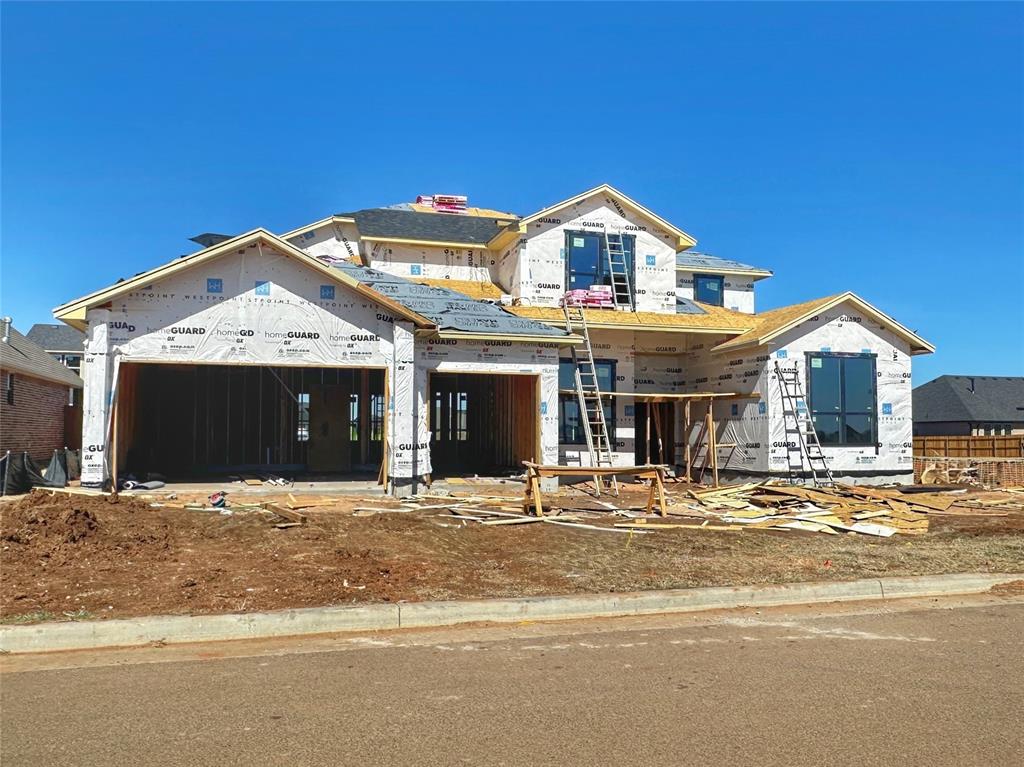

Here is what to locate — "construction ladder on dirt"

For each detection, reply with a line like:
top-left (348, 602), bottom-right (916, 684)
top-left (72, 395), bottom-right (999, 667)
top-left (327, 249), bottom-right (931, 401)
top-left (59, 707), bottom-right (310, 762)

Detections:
top-left (774, 361), bottom-right (834, 487)
top-left (563, 303), bottom-right (618, 495)
top-left (604, 232), bottom-right (635, 311)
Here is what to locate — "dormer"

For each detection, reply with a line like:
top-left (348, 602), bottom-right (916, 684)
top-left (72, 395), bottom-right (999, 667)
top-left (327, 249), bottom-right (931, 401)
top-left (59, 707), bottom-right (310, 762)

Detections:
top-left (674, 252), bottom-right (772, 314)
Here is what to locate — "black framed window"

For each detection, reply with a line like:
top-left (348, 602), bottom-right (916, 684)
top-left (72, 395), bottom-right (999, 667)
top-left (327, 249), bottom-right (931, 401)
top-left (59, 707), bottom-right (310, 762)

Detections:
top-left (558, 358), bottom-right (615, 444)
top-left (5, 373), bottom-right (13, 406)
top-left (807, 352), bottom-right (877, 446)
top-left (694, 274), bottom-right (724, 306)
top-left (564, 231), bottom-right (635, 300)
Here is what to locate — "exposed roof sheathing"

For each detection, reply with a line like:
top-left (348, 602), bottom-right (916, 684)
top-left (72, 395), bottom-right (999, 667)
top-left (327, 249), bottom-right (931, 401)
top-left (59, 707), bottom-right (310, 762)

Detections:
top-left (676, 251), bottom-right (773, 279)
top-left (913, 376), bottom-right (1024, 424)
top-left (1, 324), bottom-right (84, 388)
top-left (413, 278), bottom-right (505, 301)
top-left (712, 292), bottom-right (934, 355)
top-left (407, 203), bottom-right (518, 219)
top-left (26, 323), bottom-right (86, 353)
top-left (344, 208), bottom-right (515, 247)
top-left (506, 302), bottom-right (755, 334)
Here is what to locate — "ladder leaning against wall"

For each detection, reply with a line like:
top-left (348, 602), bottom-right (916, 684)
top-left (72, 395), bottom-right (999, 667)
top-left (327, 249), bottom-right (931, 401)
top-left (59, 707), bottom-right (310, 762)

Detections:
top-left (603, 232), bottom-right (635, 312)
top-left (774, 361), bottom-right (834, 487)
top-left (563, 303), bottom-right (618, 495)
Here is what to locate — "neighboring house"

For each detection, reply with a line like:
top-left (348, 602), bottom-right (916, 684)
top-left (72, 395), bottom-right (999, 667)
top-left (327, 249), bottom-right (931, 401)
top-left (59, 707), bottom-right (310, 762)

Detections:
top-left (0, 318), bottom-right (85, 462)
top-left (26, 323), bottom-right (87, 376)
top-left (913, 376), bottom-right (1024, 436)
top-left (52, 184), bottom-right (933, 491)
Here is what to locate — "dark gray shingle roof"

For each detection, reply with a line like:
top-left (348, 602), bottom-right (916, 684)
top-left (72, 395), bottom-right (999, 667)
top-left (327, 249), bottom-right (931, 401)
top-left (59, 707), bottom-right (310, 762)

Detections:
top-left (332, 262), bottom-right (567, 338)
top-left (676, 251), bottom-right (771, 276)
top-left (913, 376), bottom-right (1024, 424)
top-left (675, 296), bottom-right (707, 315)
top-left (26, 323), bottom-right (86, 353)
top-left (1, 325), bottom-right (84, 387)
top-left (344, 208), bottom-right (516, 246)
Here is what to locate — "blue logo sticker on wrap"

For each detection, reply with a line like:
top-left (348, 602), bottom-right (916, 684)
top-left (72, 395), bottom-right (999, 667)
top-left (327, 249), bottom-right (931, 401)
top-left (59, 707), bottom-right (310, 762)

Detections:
top-left (645, 255), bottom-right (656, 266)
top-left (882, 403), bottom-right (893, 415)
top-left (206, 278), bottom-right (223, 294)
top-left (320, 285), bottom-right (335, 300)
top-left (410, 264), bottom-right (422, 276)
top-left (255, 281), bottom-right (270, 296)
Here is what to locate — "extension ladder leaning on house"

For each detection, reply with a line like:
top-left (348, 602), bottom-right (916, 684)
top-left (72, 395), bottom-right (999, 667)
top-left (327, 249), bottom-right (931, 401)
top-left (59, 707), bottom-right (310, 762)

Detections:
top-left (774, 360), bottom-right (835, 486)
top-left (562, 302), bottom-right (618, 495)
top-left (603, 232), bottom-right (635, 311)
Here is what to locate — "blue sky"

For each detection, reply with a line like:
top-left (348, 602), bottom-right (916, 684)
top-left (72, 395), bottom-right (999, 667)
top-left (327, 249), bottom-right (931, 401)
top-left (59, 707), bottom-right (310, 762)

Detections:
top-left (2, 2), bottom-right (1021, 383)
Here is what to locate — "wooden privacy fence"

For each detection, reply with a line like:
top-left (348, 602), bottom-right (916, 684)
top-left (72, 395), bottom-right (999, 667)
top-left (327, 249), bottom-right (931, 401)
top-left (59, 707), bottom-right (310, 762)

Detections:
top-left (914, 435), bottom-right (1024, 458)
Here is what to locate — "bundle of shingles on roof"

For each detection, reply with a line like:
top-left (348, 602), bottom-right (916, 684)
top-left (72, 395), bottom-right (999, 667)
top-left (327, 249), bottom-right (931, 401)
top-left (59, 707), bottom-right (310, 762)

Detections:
top-left (616, 483), bottom-right (953, 537)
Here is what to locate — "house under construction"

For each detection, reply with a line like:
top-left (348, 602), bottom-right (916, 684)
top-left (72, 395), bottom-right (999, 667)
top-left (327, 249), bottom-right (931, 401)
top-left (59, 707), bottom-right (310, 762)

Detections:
top-left (53, 185), bottom-right (934, 493)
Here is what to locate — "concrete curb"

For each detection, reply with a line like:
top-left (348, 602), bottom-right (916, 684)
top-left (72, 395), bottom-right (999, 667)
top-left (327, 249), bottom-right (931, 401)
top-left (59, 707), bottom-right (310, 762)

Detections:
top-left (2, 572), bottom-right (1020, 654)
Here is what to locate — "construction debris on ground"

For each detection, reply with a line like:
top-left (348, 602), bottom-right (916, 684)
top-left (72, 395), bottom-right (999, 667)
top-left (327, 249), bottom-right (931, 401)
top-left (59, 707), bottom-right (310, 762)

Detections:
top-left (26, 480), bottom-right (1024, 540)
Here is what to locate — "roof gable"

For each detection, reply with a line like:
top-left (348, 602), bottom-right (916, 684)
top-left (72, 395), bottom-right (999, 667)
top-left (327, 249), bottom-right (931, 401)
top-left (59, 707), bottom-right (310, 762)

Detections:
top-left (914, 376), bottom-right (1024, 424)
top-left (518, 184), bottom-right (697, 249)
top-left (712, 292), bottom-right (935, 355)
top-left (52, 230), bottom-right (435, 331)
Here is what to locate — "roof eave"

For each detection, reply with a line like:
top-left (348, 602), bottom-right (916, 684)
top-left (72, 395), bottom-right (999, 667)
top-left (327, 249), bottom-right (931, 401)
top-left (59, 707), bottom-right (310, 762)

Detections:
top-left (427, 329), bottom-right (580, 345)
top-left (361, 235), bottom-right (491, 250)
top-left (676, 265), bottom-right (774, 280)
top-left (0, 357), bottom-right (83, 388)
top-left (279, 215), bottom-right (357, 241)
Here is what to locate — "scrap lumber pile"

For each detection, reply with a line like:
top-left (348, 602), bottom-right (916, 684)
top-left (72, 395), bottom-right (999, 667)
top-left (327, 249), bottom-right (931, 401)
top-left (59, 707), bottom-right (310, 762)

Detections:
top-left (633, 482), bottom-right (944, 537)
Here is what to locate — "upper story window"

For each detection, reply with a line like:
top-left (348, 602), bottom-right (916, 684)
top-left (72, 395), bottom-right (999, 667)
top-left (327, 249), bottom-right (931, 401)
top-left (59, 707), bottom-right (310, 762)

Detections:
top-left (564, 231), bottom-right (635, 302)
top-left (807, 352), bottom-right (877, 446)
top-left (5, 373), bottom-right (14, 405)
top-left (694, 274), bottom-right (725, 306)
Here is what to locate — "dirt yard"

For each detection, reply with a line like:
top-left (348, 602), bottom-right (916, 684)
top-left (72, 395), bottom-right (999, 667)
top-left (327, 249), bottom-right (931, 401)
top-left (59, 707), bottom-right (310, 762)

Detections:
top-left (2, 486), bottom-right (1022, 623)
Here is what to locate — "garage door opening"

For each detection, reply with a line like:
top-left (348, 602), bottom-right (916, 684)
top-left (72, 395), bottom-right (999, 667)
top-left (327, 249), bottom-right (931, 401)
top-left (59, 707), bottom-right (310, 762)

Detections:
top-left (115, 362), bottom-right (386, 480)
top-left (429, 372), bottom-right (539, 477)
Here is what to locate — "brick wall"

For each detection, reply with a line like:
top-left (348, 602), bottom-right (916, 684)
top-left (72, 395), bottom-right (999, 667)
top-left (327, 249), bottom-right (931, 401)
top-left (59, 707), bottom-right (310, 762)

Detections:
top-left (0, 368), bottom-right (77, 463)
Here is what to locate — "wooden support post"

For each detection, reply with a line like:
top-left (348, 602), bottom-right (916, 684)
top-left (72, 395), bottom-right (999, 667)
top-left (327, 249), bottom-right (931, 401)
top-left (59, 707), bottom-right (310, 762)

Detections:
top-left (684, 400), bottom-right (692, 482)
top-left (526, 466), bottom-right (545, 517)
top-left (707, 404), bottom-right (719, 487)
top-left (656, 467), bottom-right (667, 516)
top-left (652, 402), bottom-right (665, 465)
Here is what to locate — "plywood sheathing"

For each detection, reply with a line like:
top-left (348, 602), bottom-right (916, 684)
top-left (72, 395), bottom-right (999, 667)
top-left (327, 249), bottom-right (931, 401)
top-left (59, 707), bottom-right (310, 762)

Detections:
top-left (413, 278), bottom-right (505, 301)
top-left (712, 294), bottom-right (844, 352)
top-left (408, 203), bottom-right (518, 221)
top-left (712, 292), bottom-right (935, 354)
top-left (507, 303), bottom-right (756, 333)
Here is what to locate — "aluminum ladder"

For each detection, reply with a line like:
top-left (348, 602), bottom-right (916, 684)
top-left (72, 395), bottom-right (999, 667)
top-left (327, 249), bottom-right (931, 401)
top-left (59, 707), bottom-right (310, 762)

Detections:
top-left (774, 361), bottom-right (835, 487)
top-left (563, 303), bottom-right (618, 495)
top-left (603, 232), bottom-right (635, 311)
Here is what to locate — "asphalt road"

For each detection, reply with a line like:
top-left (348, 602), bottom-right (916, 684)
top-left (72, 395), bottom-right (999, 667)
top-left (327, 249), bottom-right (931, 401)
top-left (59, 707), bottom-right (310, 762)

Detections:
top-left (2, 596), bottom-right (1022, 766)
